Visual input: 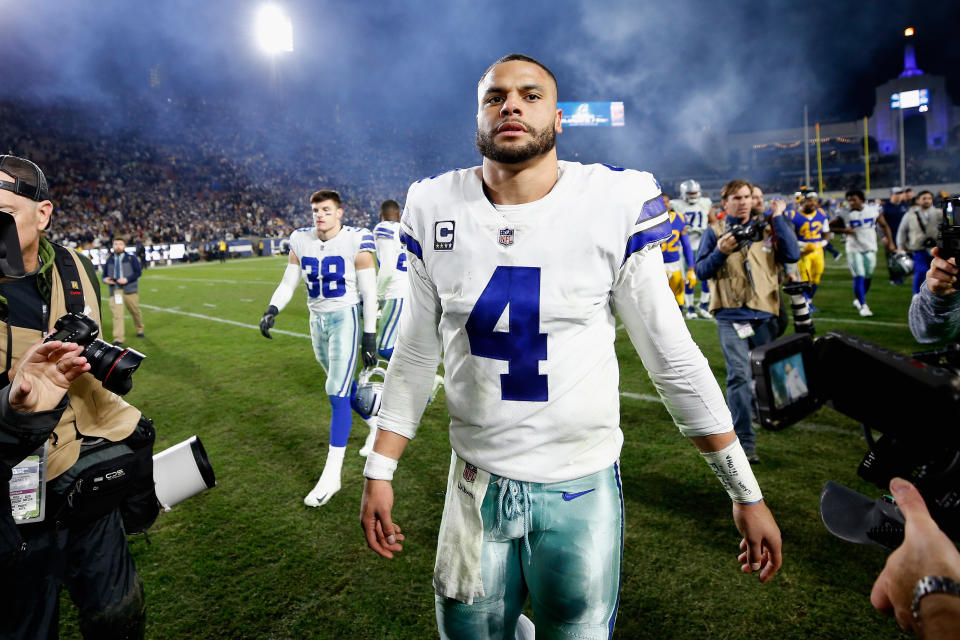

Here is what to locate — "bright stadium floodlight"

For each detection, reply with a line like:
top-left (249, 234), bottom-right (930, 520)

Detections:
top-left (904, 27), bottom-right (915, 37)
top-left (256, 4), bottom-right (293, 54)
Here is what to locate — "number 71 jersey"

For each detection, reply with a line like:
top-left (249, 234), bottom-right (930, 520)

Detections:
top-left (289, 225), bottom-right (376, 314)
top-left (399, 161), bottom-right (668, 481)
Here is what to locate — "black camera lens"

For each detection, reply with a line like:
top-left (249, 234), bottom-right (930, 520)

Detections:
top-left (82, 339), bottom-right (145, 396)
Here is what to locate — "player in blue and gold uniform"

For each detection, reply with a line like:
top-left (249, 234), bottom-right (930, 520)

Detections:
top-left (661, 195), bottom-right (696, 313)
top-left (788, 192), bottom-right (831, 311)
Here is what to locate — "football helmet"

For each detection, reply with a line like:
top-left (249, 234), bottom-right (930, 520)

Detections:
top-left (354, 362), bottom-right (388, 418)
top-left (887, 251), bottom-right (914, 277)
top-left (680, 179), bottom-right (701, 204)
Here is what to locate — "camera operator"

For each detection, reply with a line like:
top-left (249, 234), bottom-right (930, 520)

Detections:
top-left (908, 246), bottom-right (959, 344)
top-left (871, 478), bottom-right (960, 639)
top-left (0, 155), bottom-right (147, 639)
top-left (897, 191), bottom-right (943, 295)
top-left (695, 180), bottom-right (800, 462)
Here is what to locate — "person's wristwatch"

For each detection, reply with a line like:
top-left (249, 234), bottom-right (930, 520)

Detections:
top-left (912, 575), bottom-right (960, 623)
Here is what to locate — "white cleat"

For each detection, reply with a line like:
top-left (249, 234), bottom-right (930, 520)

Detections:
top-left (429, 374), bottom-right (444, 403)
top-left (696, 305), bottom-right (713, 319)
top-left (685, 308), bottom-right (697, 320)
top-left (359, 429), bottom-right (377, 457)
top-left (859, 304), bottom-right (873, 317)
top-left (853, 299), bottom-right (862, 310)
top-left (304, 470), bottom-right (341, 507)
top-left (514, 613), bottom-right (535, 640)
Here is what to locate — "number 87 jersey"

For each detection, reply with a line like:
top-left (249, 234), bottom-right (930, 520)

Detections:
top-left (384, 161), bottom-right (670, 483)
top-left (289, 225), bottom-right (376, 314)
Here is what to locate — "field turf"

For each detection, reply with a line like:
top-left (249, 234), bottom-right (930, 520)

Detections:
top-left (58, 249), bottom-right (932, 639)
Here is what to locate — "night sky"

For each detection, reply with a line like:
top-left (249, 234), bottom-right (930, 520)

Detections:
top-left (2, 0), bottom-right (958, 170)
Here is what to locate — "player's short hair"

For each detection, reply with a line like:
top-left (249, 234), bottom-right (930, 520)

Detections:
top-left (310, 190), bottom-right (341, 206)
top-left (721, 180), bottom-right (752, 200)
top-left (380, 199), bottom-right (400, 216)
top-left (478, 53), bottom-right (558, 96)
top-left (916, 190), bottom-right (933, 199)
top-left (845, 189), bottom-right (865, 201)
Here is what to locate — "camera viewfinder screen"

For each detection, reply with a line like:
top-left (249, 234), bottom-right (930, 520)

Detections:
top-left (769, 353), bottom-right (809, 410)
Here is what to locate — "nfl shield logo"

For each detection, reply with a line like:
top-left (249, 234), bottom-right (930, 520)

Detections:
top-left (498, 228), bottom-right (514, 247)
top-left (463, 463), bottom-right (477, 483)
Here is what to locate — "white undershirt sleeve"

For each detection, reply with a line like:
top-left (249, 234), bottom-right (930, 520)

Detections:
top-left (375, 235), bottom-right (397, 300)
top-left (268, 263), bottom-right (301, 312)
top-left (356, 267), bottom-right (378, 334)
top-left (375, 252), bottom-right (442, 440)
top-left (612, 245), bottom-right (734, 437)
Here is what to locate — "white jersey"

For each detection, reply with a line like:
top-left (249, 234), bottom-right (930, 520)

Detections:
top-left (377, 161), bottom-right (732, 483)
top-left (674, 196), bottom-right (712, 249)
top-left (373, 220), bottom-right (408, 301)
top-left (835, 203), bottom-right (880, 253)
top-left (289, 225), bottom-right (376, 314)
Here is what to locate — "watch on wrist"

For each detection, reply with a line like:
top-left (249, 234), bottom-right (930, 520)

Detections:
top-left (912, 575), bottom-right (960, 623)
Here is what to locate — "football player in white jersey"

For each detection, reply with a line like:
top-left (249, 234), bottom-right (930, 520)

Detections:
top-left (830, 189), bottom-right (894, 317)
top-left (259, 189), bottom-right (380, 507)
top-left (676, 179), bottom-right (713, 319)
top-left (372, 199), bottom-right (408, 360)
top-left (359, 54), bottom-right (782, 640)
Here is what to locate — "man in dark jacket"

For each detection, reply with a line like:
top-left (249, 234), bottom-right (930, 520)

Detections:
top-left (102, 237), bottom-right (144, 345)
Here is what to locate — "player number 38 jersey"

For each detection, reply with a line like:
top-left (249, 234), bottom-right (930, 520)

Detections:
top-left (289, 225), bottom-right (376, 314)
top-left (386, 161), bottom-right (670, 482)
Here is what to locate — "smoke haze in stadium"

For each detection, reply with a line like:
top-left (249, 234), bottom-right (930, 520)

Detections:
top-left (2, 0), bottom-right (958, 175)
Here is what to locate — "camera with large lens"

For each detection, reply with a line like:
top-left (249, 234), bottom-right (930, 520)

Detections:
top-left (44, 312), bottom-right (145, 395)
top-left (727, 213), bottom-right (767, 249)
top-left (940, 196), bottom-right (960, 260)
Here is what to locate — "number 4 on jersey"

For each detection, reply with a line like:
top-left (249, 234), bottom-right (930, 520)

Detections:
top-left (465, 266), bottom-right (548, 402)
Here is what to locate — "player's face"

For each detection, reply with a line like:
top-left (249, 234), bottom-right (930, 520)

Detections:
top-left (751, 187), bottom-right (763, 211)
top-left (684, 191), bottom-right (699, 204)
top-left (475, 60), bottom-right (561, 165)
top-left (917, 193), bottom-right (933, 208)
top-left (802, 197), bottom-right (817, 213)
top-left (0, 172), bottom-right (49, 268)
top-left (846, 194), bottom-right (864, 210)
top-left (725, 185), bottom-right (752, 221)
top-left (312, 199), bottom-right (343, 234)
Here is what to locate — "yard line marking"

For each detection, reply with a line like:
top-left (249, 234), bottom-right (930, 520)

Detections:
top-left (815, 316), bottom-right (908, 328)
top-left (240, 299), bottom-right (254, 302)
top-left (146, 276), bottom-right (277, 286)
top-left (203, 303), bottom-right (217, 308)
top-left (137, 303), bottom-right (311, 339)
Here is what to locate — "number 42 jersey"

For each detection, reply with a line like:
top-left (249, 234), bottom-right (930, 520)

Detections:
top-left (289, 225), bottom-right (376, 315)
top-left (378, 161), bottom-right (708, 483)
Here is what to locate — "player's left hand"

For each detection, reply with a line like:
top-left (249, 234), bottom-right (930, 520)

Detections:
top-left (361, 332), bottom-right (377, 368)
top-left (733, 500), bottom-right (782, 583)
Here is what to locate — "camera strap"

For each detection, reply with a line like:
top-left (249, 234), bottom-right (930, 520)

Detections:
top-left (51, 244), bottom-right (85, 315)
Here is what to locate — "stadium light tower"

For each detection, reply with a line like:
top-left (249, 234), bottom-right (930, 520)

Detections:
top-left (255, 4), bottom-right (293, 55)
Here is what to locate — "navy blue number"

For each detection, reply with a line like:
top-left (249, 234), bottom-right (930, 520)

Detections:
top-left (465, 266), bottom-right (548, 401)
top-left (301, 257), bottom-right (321, 298)
top-left (396, 252), bottom-right (407, 273)
top-left (321, 256), bottom-right (346, 298)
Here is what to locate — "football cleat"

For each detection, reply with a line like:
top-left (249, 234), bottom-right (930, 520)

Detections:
top-left (515, 613), bottom-right (536, 640)
top-left (859, 304), bottom-right (873, 317)
top-left (304, 467), bottom-right (341, 507)
top-left (685, 307), bottom-right (697, 320)
top-left (696, 305), bottom-right (712, 319)
top-left (359, 427), bottom-right (377, 458)
top-left (853, 299), bottom-right (862, 310)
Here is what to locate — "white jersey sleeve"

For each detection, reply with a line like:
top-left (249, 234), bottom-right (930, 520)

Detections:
top-left (374, 220), bottom-right (408, 301)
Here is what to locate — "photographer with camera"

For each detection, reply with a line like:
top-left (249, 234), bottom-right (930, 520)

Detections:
top-left (871, 478), bottom-right (960, 639)
top-left (0, 155), bottom-right (149, 639)
top-left (695, 180), bottom-right (799, 462)
top-left (897, 191), bottom-right (943, 295)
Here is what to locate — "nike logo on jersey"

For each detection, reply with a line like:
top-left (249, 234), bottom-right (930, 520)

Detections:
top-left (561, 489), bottom-right (595, 501)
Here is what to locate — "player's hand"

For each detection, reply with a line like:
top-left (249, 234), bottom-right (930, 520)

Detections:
top-left (360, 479), bottom-right (405, 559)
top-left (733, 500), bottom-right (782, 583)
top-left (717, 232), bottom-right (739, 255)
top-left (685, 268), bottom-right (696, 289)
top-left (871, 478), bottom-right (960, 632)
top-left (259, 305), bottom-right (279, 339)
top-left (10, 341), bottom-right (90, 412)
top-left (926, 247), bottom-right (958, 296)
top-left (361, 332), bottom-right (377, 368)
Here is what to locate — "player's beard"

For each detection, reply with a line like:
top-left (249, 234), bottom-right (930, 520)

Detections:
top-left (475, 121), bottom-right (556, 164)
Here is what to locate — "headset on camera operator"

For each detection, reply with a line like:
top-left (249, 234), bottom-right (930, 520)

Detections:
top-left (0, 155), bottom-right (153, 640)
top-left (694, 179), bottom-right (800, 462)
top-left (909, 196), bottom-right (960, 345)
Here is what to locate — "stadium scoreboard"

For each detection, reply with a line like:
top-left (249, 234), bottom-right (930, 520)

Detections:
top-left (558, 101), bottom-right (625, 127)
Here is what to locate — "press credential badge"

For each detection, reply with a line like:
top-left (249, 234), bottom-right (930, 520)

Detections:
top-left (10, 442), bottom-right (48, 524)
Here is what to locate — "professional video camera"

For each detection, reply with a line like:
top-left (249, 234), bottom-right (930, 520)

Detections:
top-left (750, 331), bottom-right (960, 548)
top-left (0, 211), bottom-right (25, 278)
top-left (726, 211), bottom-right (767, 249)
top-left (940, 195), bottom-right (960, 260)
top-left (45, 312), bottom-right (145, 396)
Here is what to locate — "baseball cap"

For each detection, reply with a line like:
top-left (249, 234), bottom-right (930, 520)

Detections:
top-left (0, 155), bottom-right (49, 202)
top-left (891, 187), bottom-right (903, 194)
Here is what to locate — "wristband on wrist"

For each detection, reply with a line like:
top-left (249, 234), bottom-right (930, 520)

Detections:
top-left (912, 576), bottom-right (960, 623)
top-left (363, 451), bottom-right (398, 482)
top-left (700, 439), bottom-right (763, 504)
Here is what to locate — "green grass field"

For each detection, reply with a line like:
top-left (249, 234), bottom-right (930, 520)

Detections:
top-left (57, 249), bottom-right (929, 639)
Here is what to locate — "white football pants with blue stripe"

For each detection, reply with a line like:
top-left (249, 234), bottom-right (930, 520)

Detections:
top-left (310, 306), bottom-right (361, 398)
top-left (436, 464), bottom-right (624, 640)
top-left (377, 297), bottom-right (403, 360)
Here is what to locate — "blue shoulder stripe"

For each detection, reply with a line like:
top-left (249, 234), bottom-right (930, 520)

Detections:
top-left (400, 231), bottom-right (423, 260)
top-left (359, 242), bottom-right (377, 251)
top-left (622, 224), bottom-right (671, 265)
top-left (375, 229), bottom-right (395, 238)
top-left (636, 195), bottom-right (667, 226)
